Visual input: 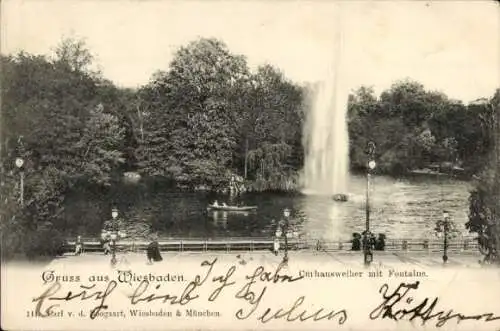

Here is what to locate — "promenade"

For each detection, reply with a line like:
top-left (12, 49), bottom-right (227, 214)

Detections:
top-left (53, 249), bottom-right (485, 269)
top-left (65, 236), bottom-right (481, 254)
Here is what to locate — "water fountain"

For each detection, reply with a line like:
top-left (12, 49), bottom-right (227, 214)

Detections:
top-left (302, 12), bottom-right (349, 199)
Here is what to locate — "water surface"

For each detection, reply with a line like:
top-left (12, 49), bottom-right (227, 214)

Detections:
top-left (78, 174), bottom-right (474, 241)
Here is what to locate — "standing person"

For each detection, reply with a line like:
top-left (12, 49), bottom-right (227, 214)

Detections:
top-left (273, 220), bottom-right (280, 256)
top-left (375, 233), bottom-right (386, 251)
top-left (369, 233), bottom-right (377, 250)
top-left (146, 234), bottom-right (163, 264)
top-left (74, 236), bottom-right (83, 255)
top-left (351, 232), bottom-right (362, 251)
top-left (273, 237), bottom-right (280, 256)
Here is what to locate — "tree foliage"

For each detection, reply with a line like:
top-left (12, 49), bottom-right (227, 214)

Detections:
top-left (1, 39), bottom-right (125, 259)
top-left (137, 38), bottom-right (304, 189)
top-left (347, 80), bottom-right (495, 175)
top-left (466, 89), bottom-right (500, 263)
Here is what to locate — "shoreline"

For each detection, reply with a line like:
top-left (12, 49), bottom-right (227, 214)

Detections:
top-left (127, 169), bottom-right (473, 195)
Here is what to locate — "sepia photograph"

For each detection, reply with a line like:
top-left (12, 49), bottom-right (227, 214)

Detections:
top-left (1, 0), bottom-right (499, 330)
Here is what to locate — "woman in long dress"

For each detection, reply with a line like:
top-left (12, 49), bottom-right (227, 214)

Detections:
top-left (146, 234), bottom-right (163, 264)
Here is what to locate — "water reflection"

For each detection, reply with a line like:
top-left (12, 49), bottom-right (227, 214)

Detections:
top-left (299, 175), bottom-right (473, 240)
top-left (210, 211), bottom-right (228, 229)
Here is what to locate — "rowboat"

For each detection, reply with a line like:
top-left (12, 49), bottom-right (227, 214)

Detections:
top-left (207, 204), bottom-right (258, 212)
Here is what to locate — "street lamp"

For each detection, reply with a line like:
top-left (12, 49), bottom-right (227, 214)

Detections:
top-left (15, 157), bottom-right (24, 206)
top-left (435, 210), bottom-right (454, 264)
top-left (110, 208), bottom-right (119, 266)
top-left (364, 141), bottom-right (376, 266)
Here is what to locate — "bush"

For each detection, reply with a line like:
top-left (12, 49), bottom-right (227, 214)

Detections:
top-left (25, 227), bottom-right (66, 259)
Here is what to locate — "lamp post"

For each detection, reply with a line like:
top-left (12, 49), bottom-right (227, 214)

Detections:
top-left (110, 208), bottom-right (119, 266)
top-left (15, 157), bottom-right (24, 206)
top-left (276, 208), bottom-right (291, 264)
top-left (283, 208), bottom-right (291, 264)
top-left (364, 141), bottom-right (376, 266)
top-left (435, 211), bottom-right (454, 264)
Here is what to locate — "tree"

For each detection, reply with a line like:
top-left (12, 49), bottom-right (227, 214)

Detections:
top-left (53, 36), bottom-right (96, 74)
top-left (238, 65), bottom-right (304, 181)
top-left (0, 40), bottom-right (126, 258)
top-left (73, 103), bottom-right (125, 185)
top-left (347, 79), bottom-right (485, 174)
top-left (466, 89), bottom-right (500, 264)
top-left (347, 86), bottom-right (378, 170)
top-left (135, 39), bottom-right (306, 191)
top-left (140, 38), bottom-right (249, 188)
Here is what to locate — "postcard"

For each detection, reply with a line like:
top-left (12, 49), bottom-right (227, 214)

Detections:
top-left (1, 0), bottom-right (499, 330)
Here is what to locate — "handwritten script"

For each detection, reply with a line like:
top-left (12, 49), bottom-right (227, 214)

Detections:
top-left (32, 259), bottom-right (347, 325)
top-left (31, 261), bottom-right (499, 328)
top-left (370, 281), bottom-right (500, 327)
top-left (33, 281), bottom-right (117, 319)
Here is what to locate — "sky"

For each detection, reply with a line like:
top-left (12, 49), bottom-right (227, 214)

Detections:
top-left (1, 0), bottom-right (499, 102)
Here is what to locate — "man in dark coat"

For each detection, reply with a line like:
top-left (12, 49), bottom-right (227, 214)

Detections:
top-left (375, 233), bottom-right (386, 251)
top-left (147, 238), bottom-right (163, 263)
top-left (351, 232), bottom-right (361, 251)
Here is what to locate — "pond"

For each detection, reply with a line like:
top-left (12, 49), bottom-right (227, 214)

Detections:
top-left (69, 174), bottom-right (474, 241)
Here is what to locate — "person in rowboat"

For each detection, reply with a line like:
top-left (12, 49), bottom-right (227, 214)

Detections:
top-left (213, 200), bottom-right (219, 207)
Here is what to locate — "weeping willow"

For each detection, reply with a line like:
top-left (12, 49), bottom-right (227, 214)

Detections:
top-left (247, 142), bottom-right (299, 191)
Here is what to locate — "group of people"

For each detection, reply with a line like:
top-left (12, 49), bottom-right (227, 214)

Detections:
top-left (351, 232), bottom-right (386, 251)
top-left (72, 230), bottom-right (162, 264)
top-left (76, 226), bottom-right (385, 260)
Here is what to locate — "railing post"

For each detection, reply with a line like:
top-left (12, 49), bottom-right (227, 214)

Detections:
top-left (180, 240), bottom-right (183, 252)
